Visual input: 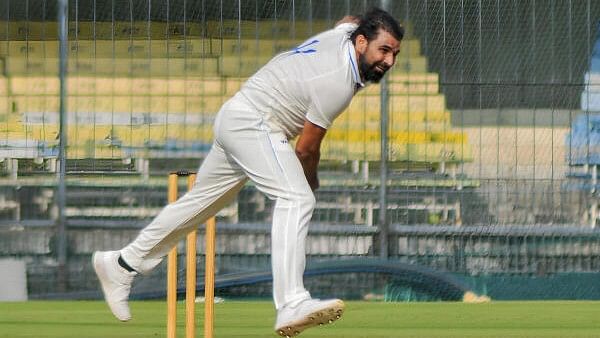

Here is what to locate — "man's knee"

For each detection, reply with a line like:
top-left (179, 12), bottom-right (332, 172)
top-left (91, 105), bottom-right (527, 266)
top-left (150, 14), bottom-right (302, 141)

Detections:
top-left (293, 190), bottom-right (316, 211)
top-left (277, 190), bottom-right (316, 211)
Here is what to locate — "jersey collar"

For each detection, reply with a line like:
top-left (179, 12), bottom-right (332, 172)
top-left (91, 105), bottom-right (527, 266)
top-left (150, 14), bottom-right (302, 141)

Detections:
top-left (347, 42), bottom-right (365, 90)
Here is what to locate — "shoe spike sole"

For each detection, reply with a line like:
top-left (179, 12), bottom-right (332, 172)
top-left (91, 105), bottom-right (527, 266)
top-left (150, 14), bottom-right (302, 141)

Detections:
top-left (275, 300), bottom-right (344, 337)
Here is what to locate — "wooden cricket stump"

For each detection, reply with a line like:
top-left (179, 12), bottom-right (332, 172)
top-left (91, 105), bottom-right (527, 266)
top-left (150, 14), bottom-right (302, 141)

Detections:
top-left (166, 171), bottom-right (216, 338)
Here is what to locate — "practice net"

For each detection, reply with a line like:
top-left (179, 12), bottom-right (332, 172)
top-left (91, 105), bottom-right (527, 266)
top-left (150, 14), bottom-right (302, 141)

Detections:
top-left (1, 0), bottom-right (600, 303)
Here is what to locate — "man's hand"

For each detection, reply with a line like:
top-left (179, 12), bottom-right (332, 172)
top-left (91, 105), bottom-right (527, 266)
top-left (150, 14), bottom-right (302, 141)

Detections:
top-left (335, 15), bottom-right (360, 27)
top-left (295, 120), bottom-right (327, 191)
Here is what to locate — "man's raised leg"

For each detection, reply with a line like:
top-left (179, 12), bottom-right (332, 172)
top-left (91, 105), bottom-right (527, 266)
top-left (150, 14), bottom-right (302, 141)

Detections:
top-left (93, 143), bottom-right (246, 321)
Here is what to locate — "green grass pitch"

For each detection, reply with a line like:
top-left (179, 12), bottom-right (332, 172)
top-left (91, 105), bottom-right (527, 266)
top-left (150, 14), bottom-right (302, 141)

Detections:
top-left (2, 300), bottom-right (600, 337)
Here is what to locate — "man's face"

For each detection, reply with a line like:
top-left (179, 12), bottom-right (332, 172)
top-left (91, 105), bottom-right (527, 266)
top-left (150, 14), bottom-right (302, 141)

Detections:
top-left (356, 29), bottom-right (401, 83)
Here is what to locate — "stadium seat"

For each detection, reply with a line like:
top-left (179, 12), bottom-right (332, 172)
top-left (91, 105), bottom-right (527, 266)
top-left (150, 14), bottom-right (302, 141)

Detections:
top-left (0, 40), bottom-right (202, 59)
top-left (217, 39), bottom-right (300, 56)
top-left (362, 81), bottom-right (439, 95)
top-left (387, 72), bottom-right (438, 83)
top-left (0, 19), bottom-right (469, 166)
top-left (9, 76), bottom-right (229, 97)
top-left (0, 77), bottom-right (7, 96)
top-left (346, 94), bottom-right (446, 115)
top-left (3, 19), bottom-right (417, 40)
top-left (4, 57), bottom-right (220, 77)
top-left (218, 55), bottom-right (272, 77)
top-left (10, 95), bottom-right (224, 114)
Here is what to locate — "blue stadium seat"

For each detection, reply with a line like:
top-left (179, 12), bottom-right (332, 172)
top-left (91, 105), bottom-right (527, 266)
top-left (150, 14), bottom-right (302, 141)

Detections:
top-left (565, 114), bottom-right (600, 165)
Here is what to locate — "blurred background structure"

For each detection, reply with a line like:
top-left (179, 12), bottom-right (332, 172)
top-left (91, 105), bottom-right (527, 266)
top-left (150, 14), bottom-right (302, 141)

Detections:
top-left (2, 0), bottom-right (600, 302)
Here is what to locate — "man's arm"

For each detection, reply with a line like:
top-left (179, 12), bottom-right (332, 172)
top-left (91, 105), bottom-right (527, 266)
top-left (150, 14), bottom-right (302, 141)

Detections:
top-left (296, 120), bottom-right (327, 191)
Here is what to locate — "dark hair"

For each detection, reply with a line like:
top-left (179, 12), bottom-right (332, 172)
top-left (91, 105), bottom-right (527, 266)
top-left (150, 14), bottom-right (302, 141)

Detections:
top-left (350, 7), bottom-right (404, 43)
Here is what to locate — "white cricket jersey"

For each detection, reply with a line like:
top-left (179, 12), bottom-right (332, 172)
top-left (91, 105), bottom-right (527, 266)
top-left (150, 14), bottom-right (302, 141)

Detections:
top-left (237, 23), bottom-right (363, 138)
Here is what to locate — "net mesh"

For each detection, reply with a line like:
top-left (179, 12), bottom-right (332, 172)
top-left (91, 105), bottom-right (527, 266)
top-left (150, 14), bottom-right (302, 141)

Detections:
top-left (1, 0), bottom-right (600, 302)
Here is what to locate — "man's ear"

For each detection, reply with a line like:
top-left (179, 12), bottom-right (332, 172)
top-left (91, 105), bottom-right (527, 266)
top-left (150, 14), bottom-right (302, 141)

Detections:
top-left (355, 34), bottom-right (368, 54)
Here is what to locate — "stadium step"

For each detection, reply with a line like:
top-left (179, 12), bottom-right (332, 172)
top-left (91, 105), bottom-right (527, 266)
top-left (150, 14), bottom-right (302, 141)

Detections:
top-left (4, 57), bottom-right (220, 77)
top-left (0, 20), bottom-right (416, 41)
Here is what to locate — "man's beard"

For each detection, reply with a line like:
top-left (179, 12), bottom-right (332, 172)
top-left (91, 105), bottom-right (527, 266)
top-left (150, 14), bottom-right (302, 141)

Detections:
top-left (358, 54), bottom-right (389, 83)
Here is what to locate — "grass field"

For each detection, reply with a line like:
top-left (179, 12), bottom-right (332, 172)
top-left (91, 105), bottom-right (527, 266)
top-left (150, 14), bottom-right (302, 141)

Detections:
top-left (2, 300), bottom-right (600, 337)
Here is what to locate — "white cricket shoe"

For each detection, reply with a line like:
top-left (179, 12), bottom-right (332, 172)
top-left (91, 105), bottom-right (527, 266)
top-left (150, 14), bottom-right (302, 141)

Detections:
top-left (275, 298), bottom-right (345, 337)
top-left (92, 250), bottom-right (137, 321)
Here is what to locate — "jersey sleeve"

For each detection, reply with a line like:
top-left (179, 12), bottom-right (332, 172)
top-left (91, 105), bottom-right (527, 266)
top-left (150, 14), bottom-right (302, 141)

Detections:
top-left (305, 71), bottom-right (353, 130)
top-left (334, 23), bottom-right (358, 34)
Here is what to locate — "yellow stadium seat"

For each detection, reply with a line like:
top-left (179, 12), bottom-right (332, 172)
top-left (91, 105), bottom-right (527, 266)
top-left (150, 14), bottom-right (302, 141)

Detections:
top-left (5, 41), bottom-right (53, 58)
top-left (149, 39), bottom-right (213, 58)
top-left (0, 20), bottom-right (334, 41)
top-left (392, 121), bottom-right (452, 132)
top-left (217, 39), bottom-right (299, 57)
top-left (321, 140), bottom-right (381, 162)
top-left (2, 21), bottom-right (58, 40)
top-left (108, 77), bottom-right (226, 96)
top-left (10, 76), bottom-right (59, 95)
top-left (1, 32), bottom-right (417, 59)
top-left (361, 81), bottom-right (439, 95)
top-left (28, 124), bottom-right (58, 142)
top-left (424, 111), bottom-right (452, 122)
top-left (387, 72), bottom-right (439, 83)
top-left (103, 21), bottom-right (206, 40)
top-left (63, 77), bottom-right (225, 96)
top-left (359, 111), bottom-right (451, 124)
top-left (10, 96), bottom-right (59, 113)
top-left (346, 94), bottom-right (446, 115)
top-left (0, 77), bottom-right (7, 96)
top-left (398, 39), bottom-right (421, 58)
top-left (5, 57), bottom-right (55, 75)
top-left (394, 143), bottom-right (472, 162)
top-left (326, 129), bottom-right (444, 146)
top-left (391, 56), bottom-right (428, 73)
top-left (5, 57), bottom-right (220, 77)
top-left (0, 119), bottom-right (26, 133)
top-left (392, 98), bottom-right (447, 116)
top-left (389, 143), bottom-right (410, 161)
top-left (161, 125), bottom-right (214, 143)
top-left (0, 19), bottom-right (470, 164)
top-left (224, 77), bottom-right (247, 96)
top-left (219, 55), bottom-right (271, 77)
top-left (334, 118), bottom-right (451, 133)
top-left (430, 131), bottom-right (468, 144)
top-left (69, 127), bottom-right (95, 146)
top-left (327, 129), bottom-right (380, 143)
top-left (207, 20), bottom-right (332, 39)
top-left (67, 145), bottom-right (124, 159)
top-left (5, 76), bottom-right (244, 98)
top-left (0, 97), bottom-right (9, 115)
top-left (0, 131), bottom-right (32, 140)
top-left (346, 141), bottom-right (381, 161)
top-left (0, 40), bottom-right (190, 59)
top-left (192, 78), bottom-right (226, 96)
top-left (393, 132), bottom-right (431, 144)
top-left (1, 19), bottom-right (410, 41)
top-left (75, 77), bottom-right (114, 96)
top-left (322, 135), bottom-right (471, 163)
top-left (207, 20), bottom-right (280, 39)
top-left (62, 39), bottom-right (214, 59)
top-left (11, 95), bottom-right (225, 114)
top-left (55, 122), bottom-right (215, 158)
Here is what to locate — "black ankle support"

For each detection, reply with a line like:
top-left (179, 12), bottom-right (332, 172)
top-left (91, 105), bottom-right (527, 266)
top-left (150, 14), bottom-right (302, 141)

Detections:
top-left (118, 255), bottom-right (136, 273)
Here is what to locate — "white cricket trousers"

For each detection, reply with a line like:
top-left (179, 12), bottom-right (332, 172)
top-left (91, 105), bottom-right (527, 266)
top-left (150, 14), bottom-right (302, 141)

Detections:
top-left (120, 95), bottom-right (314, 309)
